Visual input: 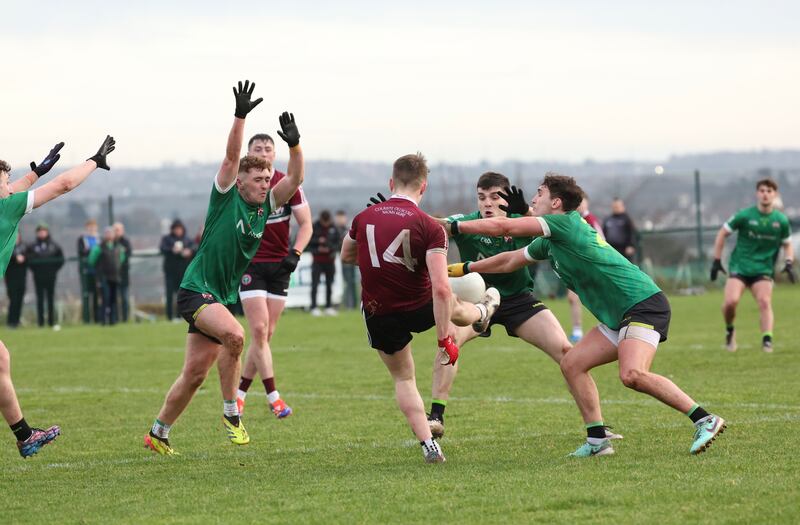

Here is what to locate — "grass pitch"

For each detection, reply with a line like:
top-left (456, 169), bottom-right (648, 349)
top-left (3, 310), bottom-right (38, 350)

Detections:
top-left (2, 287), bottom-right (799, 524)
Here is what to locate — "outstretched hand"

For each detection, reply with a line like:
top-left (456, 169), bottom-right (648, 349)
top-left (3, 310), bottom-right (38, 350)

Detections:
top-left (30, 142), bottom-right (65, 178)
top-left (88, 135), bottom-right (116, 171)
top-left (233, 80), bottom-right (263, 119)
top-left (497, 186), bottom-right (529, 215)
top-left (366, 192), bottom-right (386, 208)
top-left (277, 112), bottom-right (300, 147)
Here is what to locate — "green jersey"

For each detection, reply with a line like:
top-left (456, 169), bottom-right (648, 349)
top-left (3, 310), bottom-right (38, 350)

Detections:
top-left (724, 206), bottom-right (791, 277)
top-left (180, 178), bottom-right (272, 304)
top-left (0, 192), bottom-right (34, 278)
top-left (524, 211), bottom-right (661, 329)
top-left (448, 211), bottom-right (534, 298)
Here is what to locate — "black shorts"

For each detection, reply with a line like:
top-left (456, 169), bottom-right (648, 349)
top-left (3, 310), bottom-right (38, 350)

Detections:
top-left (362, 302), bottom-right (436, 355)
top-left (730, 273), bottom-right (773, 287)
top-left (176, 288), bottom-right (222, 344)
top-left (479, 291), bottom-right (548, 338)
top-left (617, 291), bottom-right (671, 343)
top-left (239, 261), bottom-right (291, 300)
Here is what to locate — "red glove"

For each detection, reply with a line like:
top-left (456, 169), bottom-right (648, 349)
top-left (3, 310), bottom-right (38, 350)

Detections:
top-left (438, 336), bottom-right (459, 366)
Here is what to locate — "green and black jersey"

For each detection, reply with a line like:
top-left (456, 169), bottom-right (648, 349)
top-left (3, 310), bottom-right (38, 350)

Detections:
top-left (180, 177), bottom-right (273, 304)
top-left (0, 192), bottom-right (35, 278)
top-left (724, 206), bottom-right (791, 277)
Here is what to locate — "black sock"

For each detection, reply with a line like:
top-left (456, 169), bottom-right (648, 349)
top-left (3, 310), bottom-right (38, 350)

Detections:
top-left (763, 334), bottom-right (772, 344)
top-left (688, 405), bottom-right (710, 423)
top-left (430, 402), bottom-right (446, 422)
top-left (726, 325), bottom-right (734, 334)
top-left (10, 418), bottom-right (33, 442)
top-left (149, 430), bottom-right (170, 445)
top-left (238, 377), bottom-right (253, 393)
top-left (224, 414), bottom-right (240, 426)
top-left (586, 424), bottom-right (606, 440)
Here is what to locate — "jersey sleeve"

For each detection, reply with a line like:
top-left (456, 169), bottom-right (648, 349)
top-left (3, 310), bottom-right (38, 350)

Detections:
top-left (289, 186), bottom-right (307, 209)
top-left (723, 210), bottom-right (745, 232)
top-left (536, 214), bottom-right (572, 241)
top-left (210, 173), bottom-right (236, 206)
top-left (425, 219), bottom-right (448, 256)
top-left (348, 212), bottom-right (360, 240)
top-left (524, 237), bottom-right (549, 261)
top-left (2, 192), bottom-right (34, 221)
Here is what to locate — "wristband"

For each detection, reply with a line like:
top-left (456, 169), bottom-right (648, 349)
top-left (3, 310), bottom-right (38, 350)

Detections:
top-left (450, 221), bottom-right (460, 236)
top-left (463, 262), bottom-right (471, 275)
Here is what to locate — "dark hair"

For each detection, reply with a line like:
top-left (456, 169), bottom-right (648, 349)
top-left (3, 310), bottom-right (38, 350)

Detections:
top-left (238, 155), bottom-right (270, 174)
top-left (476, 172), bottom-right (510, 190)
top-left (171, 219), bottom-right (185, 231)
top-left (756, 178), bottom-right (778, 191)
top-left (335, 209), bottom-right (347, 216)
top-left (392, 152), bottom-right (428, 189)
top-left (541, 172), bottom-right (583, 212)
top-left (248, 134), bottom-right (274, 148)
top-left (320, 210), bottom-right (332, 222)
top-left (0, 160), bottom-right (10, 173)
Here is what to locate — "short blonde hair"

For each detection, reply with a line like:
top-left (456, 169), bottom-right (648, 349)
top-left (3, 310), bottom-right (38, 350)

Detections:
top-left (392, 152), bottom-right (428, 189)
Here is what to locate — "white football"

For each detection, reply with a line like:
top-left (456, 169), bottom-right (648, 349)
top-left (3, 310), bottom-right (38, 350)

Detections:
top-left (449, 272), bottom-right (486, 303)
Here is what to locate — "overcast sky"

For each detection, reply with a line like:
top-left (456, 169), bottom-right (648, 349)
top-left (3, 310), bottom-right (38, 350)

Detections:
top-left (2, 1), bottom-right (798, 169)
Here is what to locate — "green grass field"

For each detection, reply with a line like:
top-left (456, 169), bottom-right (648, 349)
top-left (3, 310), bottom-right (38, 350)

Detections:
top-left (2, 288), bottom-right (799, 524)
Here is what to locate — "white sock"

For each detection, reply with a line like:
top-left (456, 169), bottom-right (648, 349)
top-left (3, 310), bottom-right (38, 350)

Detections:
top-left (587, 437), bottom-right (606, 445)
top-left (267, 390), bottom-right (280, 404)
top-left (421, 438), bottom-right (440, 453)
top-left (236, 389), bottom-right (247, 400)
top-left (223, 399), bottom-right (239, 417)
top-left (151, 419), bottom-right (171, 439)
top-left (476, 303), bottom-right (488, 320)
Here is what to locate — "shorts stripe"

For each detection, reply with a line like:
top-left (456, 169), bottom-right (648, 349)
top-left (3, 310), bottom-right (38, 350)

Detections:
top-left (265, 293), bottom-right (288, 301)
top-left (193, 303), bottom-right (210, 321)
top-left (629, 321), bottom-right (654, 330)
top-left (240, 290), bottom-right (268, 300)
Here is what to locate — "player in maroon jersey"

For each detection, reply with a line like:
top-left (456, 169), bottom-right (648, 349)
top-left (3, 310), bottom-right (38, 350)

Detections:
top-left (567, 194), bottom-right (603, 342)
top-left (340, 153), bottom-right (500, 464)
top-left (236, 133), bottom-right (313, 419)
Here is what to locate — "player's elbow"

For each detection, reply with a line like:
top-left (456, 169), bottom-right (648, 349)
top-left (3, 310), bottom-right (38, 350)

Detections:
top-left (56, 176), bottom-right (76, 195)
top-left (431, 281), bottom-right (452, 302)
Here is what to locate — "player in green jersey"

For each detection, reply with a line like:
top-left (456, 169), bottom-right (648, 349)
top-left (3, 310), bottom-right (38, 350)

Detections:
top-left (144, 81), bottom-right (305, 455)
top-left (424, 171), bottom-right (574, 439)
top-left (1, 136), bottom-right (116, 457)
top-left (447, 173), bottom-right (726, 457)
top-left (710, 178), bottom-right (794, 353)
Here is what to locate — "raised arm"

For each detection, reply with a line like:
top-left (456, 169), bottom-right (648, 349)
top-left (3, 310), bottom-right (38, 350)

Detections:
top-left (33, 136), bottom-right (115, 209)
top-left (10, 142), bottom-right (65, 193)
top-left (454, 216), bottom-right (545, 238)
top-left (270, 112), bottom-right (304, 208)
top-left (217, 80), bottom-right (262, 191)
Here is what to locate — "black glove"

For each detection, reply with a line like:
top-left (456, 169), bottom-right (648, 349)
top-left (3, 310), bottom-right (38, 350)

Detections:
top-left (280, 249), bottom-right (301, 273)
top-left (366, 192), bottom-right (387, 208)
top-left (233, 80), bottom-right (263, 119)
top-left (30, 142), bottom-right (65, 178)
top-left (710, 258), bottom-right (726, 282)
top-left (88, 135), bottom-right (116, 170)
top-left (277, 112), bottom-right (300, 147)
top-left (783, 260), bottom-right (796, 284)
top-left (497, 185), bottom-right (529, 215)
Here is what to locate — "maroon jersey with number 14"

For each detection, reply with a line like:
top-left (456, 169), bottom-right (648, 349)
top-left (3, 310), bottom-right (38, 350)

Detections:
top-left (349, 195), bottom-right (448, 316)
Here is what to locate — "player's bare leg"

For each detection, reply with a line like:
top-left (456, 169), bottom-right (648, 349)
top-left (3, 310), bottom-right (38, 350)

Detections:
top-left (750, 280), bottom-right (775, 352)
top-left (513, 310), bottom-right (572, 364)
top-left (722, 278), bottom-right (746, 351)
top-left (429, 325), bottom-right (479, 437)
top-left (559, 328), bottom-right (617, 425)
top-left (156, 334), bottom-right (223, 425)
top-left (194, 304), bottom-right (246, 405)
top-left (566, 290), bottom-right (583, 342)
top-left (617, 338), bottom-right (725, 454)
top-left (379, 345), bottom-right (444, 463)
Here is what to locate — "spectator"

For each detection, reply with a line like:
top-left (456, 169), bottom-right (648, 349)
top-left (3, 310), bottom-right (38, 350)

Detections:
top-left (4, 232), bottom-right (27, 328)
top-left (309, 210), bottom-right (341, 316)
top-left (602, 198), bottom-right (637, 262)
top-left (89, 226), bottom-right (126, 325)
top-left (159, 219), bottom-right (194, 320)
top-left (334, 210), bottom-right (357, 309)
top-left (77, 218), bottom-right (100, 323)
top-left (26, 223), bottom-right (65, 328)
top-left (113, 221), bottom-right (133, 322)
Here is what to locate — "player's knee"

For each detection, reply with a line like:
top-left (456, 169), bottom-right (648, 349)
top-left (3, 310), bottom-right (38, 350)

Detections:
top-left (620, 368), bottom-right (645, 390)
top-left (222, 328), bottom-right (245, 355)
top-left (756, 297), bottom-right (771, 311)
top-left (559, 353), bottom-right (578, 377)
top-left (251, 322), bottom-right (269, 344)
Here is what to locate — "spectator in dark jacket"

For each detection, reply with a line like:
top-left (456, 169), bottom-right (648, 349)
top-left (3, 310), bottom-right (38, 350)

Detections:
top-left (309, 210), bottom-right (341, 316)
top-left (5, 232), bottom-right (27, 328)
top-left (26, 224), bottom-right (65, 328)
top-left (89, 226), bottom-right (126, 325)
top-left (113, 221), bottom-right (133, 322)
top-left (602, 198), bottom-right (637, 262)
top-left (160, 219), bottom-right (194, 320)
top-left (77, 218), bottom-right (100, 323)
